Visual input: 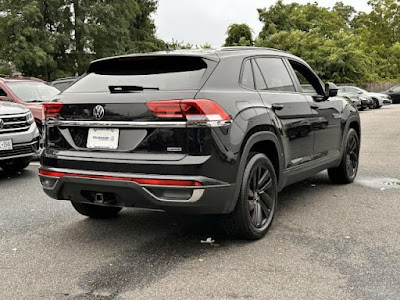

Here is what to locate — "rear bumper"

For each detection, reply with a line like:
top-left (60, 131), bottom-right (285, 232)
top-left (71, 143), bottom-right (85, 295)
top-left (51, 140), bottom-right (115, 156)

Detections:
top-left (39, 167), bottom-right (235, 215)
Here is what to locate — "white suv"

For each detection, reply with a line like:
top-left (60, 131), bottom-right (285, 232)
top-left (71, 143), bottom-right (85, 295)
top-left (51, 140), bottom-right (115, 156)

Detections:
top-left (0, 102), bottom-right (39, 172)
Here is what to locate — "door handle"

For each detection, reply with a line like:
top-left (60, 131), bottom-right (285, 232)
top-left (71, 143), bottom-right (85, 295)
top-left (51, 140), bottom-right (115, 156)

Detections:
top-left (272, 104), bottom-right (284, 111)
top-left (310, 104), bottom-right (320, 110)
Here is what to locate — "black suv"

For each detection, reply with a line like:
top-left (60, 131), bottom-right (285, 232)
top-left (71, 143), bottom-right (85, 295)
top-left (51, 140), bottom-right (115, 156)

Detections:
top-left (39, 47), bottom-right (361, 240)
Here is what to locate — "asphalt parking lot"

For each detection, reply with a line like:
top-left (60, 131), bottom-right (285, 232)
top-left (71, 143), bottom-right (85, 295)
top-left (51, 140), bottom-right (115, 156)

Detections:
top-left (0, 105), bottom-right (399, 300)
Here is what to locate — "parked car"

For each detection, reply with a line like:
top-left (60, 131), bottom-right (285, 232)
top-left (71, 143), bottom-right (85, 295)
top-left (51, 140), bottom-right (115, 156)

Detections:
top-left (382, 85), bottom-right (400, 104)
top-left (0, 102), bottom-right (39, 172)
top-left (339, 86), bottom-right (391, 109)
top-left (39, 47), bottom-right (361, 240)
top-left (0, 76), bottom-right (60, 134)
top-left (51, 76), bottom-right (79, 92)
top-left (337, 91), bottom-right (362, 110)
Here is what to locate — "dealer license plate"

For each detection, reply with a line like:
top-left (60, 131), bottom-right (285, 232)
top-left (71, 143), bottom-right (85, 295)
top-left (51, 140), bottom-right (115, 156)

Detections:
top-left (87, 128), bottom-right (119, 150)
top-left (0, 139), bottom-right (13, 151)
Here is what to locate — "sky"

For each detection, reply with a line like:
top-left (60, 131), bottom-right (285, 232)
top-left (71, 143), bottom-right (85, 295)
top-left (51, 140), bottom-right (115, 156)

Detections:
top-left (154, 0), bottom-right (371, 48)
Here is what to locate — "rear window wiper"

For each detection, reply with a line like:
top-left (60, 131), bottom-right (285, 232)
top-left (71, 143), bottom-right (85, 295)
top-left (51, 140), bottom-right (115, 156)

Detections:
top-left (109, 85), bottom-right (159, 93)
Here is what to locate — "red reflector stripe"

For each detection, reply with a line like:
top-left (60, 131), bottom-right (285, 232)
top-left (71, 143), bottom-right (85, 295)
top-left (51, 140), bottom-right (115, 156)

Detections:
top-left (38, 169), bottom-right (202, 187)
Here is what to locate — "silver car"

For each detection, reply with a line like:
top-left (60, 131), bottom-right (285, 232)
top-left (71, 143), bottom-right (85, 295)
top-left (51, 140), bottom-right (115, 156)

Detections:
top-left (0, 102), bottom-right (40, 172)
top-left (339, 86), bottom-right (391, 109)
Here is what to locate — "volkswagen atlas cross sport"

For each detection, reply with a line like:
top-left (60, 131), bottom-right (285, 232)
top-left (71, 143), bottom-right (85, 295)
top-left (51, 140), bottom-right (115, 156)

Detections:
top-left (39, 47), bottom-right (361, 240)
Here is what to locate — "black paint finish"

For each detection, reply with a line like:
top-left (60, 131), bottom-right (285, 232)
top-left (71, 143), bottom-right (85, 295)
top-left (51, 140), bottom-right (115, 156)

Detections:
top-left (41, 48), bottom-right (360, 214)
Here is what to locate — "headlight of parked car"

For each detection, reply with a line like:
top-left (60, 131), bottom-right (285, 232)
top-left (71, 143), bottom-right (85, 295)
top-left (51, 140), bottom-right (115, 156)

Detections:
top-left (26, 112), bottom-right (34, 125)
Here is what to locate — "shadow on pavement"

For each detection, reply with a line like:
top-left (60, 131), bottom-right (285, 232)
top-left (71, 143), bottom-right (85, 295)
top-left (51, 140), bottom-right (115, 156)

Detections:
top-left (54, 172), bottom-right (337, 299)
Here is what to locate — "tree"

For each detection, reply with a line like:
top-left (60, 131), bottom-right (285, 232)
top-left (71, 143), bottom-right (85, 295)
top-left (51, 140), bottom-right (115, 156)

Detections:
top-left (224, 24), bottom-right (253, 46)
top-left (0, 0), bottom-right (164, 80)
top-left (256, 0), bottom-right (400, 83)
top-left (258, 1), bottom-right (348, 39)
top-left (333, 1), bottom-right (356, 25)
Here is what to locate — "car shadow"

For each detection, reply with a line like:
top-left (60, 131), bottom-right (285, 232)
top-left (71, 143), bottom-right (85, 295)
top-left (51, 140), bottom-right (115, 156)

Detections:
top-left (0, 167), bottom-right (36, 182)
top-left (54, 172), bottom-right (339, 299)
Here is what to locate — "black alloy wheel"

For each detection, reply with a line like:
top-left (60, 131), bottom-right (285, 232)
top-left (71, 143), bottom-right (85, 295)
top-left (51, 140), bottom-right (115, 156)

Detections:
top-left (345, 134), bottom-right (359, 179)
top-left (224, 153), bottom-right (278, 240)
top-left (247, 162), bottom-right (275, 229)
top-left (328, 129), bottom-right (360, 184)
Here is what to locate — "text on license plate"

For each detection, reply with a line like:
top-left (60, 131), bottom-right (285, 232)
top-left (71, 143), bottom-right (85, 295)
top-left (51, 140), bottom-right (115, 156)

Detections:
top-left (87, 128), bottom-right (119, 150)
top-left (0, 139), bottom-right (13, 151)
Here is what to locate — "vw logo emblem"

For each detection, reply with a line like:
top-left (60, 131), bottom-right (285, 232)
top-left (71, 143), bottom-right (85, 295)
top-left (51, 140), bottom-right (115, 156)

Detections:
top-left (0, 119), bottom-right (4, 129)
top-left (93, 105), bottom-right (105, 120)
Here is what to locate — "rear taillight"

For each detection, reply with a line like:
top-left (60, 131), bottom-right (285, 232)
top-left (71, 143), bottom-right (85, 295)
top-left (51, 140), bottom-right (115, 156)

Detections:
top-left (146, 99), bottom-right (230, 122)
top-left (43, 102), bottom-right (63, 118)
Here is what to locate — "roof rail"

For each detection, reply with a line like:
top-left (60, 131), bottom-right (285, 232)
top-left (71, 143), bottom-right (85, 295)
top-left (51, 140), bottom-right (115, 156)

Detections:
top-left (52, 76), bottom-right (78, 82)
top-left (219, 46), bottom-right (287, 54)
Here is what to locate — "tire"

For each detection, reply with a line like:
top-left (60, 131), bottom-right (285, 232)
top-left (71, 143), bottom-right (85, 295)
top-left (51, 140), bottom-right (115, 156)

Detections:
top-left (223, 153), bottom-right (278, 240)
top-left (1, 160), bottom-right (30, 173)
top-left (373, 99), bottom-right (381, 109)
top-left (71, 202), bottom-right (122, 219)
top-left (328, 129), bottom-right (360, 184)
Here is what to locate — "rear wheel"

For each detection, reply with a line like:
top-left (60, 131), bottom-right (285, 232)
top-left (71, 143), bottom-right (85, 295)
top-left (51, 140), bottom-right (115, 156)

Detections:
top-left (71, 202), bottom-right (122, 219)
top-left (223, 153), bottom-right (278, 240)
top-left (328, 129), bottom-right (360, 184)
top-left (372, 99), bottom-right (381, 109)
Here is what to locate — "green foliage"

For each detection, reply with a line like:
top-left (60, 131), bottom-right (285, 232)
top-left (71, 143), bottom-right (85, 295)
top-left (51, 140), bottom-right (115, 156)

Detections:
top-left (224, 24), bottom-right (253, 46)
top-left (256, 0), bottom-right (400, 84)
top-left (0, 0), bottom-right (164, 80)
top-left (166, 39), bottom-right (194, 50)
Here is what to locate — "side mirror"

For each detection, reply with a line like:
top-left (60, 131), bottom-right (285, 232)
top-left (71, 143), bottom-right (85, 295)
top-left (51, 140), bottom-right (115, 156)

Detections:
top-left (325, 82), bottom-right (338, 98)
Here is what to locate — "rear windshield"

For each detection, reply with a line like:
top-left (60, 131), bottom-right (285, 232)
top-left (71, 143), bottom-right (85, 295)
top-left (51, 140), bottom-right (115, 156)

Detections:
top-left (65, 56), bottom-right (213, 93)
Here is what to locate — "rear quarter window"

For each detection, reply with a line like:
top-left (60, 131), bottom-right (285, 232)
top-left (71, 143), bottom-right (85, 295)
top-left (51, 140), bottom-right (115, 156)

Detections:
top-left (66, 56), bottom-right (215, 93)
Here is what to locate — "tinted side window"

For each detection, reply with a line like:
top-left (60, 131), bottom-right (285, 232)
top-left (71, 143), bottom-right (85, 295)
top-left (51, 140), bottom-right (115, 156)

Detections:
top-left (252, 60), bottom-right (267, 90)
top-left (289, 60), bottom-right (324, 95)
top-left (255, 58), bottom-right (295, 92)
top-left (241, 60), bottom-right (255, 89)
top-left (0, 88), bottom-right (7, 97)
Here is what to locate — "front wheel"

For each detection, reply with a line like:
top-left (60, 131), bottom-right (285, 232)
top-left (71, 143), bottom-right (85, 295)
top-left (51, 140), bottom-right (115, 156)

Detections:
top-left (71, 202), bottom-right (122, 219)
top-left (0, 160), bottom-right (30, 173)
top-left (223, 153), bottom-right (278, 240)
top-left (328, 129), bottom-right (360, 184)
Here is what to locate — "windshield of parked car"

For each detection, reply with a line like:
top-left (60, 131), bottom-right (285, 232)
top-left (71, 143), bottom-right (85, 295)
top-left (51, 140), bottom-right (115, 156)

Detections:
top-left (357, 88), bottom-right (368, 93)
top-left (65, 56), bottom-right (212, 93)
top-left (6, 81), bottom-right (60, 102)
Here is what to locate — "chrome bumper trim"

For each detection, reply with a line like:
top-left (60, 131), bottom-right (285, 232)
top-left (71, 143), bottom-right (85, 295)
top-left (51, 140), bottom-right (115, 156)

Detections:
top-left (46, 120), bottom-right (232, 128)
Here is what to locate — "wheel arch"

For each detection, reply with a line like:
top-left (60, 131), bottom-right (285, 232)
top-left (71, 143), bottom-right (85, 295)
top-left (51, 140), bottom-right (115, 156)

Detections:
top-left (225, 128), bottom-right (285, 214)
top-left (340, 115), bottom-right (361, 158)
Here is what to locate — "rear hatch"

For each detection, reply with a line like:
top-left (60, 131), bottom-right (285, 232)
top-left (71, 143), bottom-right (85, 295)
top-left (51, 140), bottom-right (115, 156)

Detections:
top-left (45, 54), bottom-right (219, 160)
